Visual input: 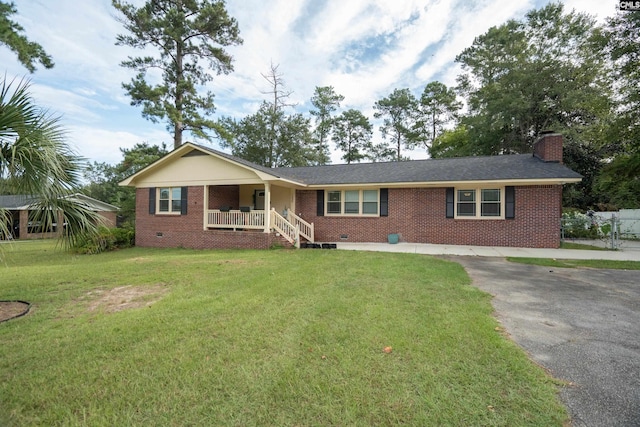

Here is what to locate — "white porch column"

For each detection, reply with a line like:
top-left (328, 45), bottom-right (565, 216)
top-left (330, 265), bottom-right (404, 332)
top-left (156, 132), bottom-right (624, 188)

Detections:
top-left (263, 182), bottom-right (271, 233)
top-left (290, 187), bottom-right (296, 217)
top-left (202, 185), bottom-right (208, 230)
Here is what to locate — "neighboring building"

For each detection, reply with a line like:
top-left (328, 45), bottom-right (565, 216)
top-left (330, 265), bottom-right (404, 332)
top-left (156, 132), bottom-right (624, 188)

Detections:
top-left (0, 194), bottom-right (118, 240)
top-left (120, 132), bottom-right (581, 249)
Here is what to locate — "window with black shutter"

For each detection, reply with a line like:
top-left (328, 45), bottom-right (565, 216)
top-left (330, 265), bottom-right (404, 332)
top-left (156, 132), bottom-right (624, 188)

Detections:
top-left (153, 187), bottom-right (186, 214)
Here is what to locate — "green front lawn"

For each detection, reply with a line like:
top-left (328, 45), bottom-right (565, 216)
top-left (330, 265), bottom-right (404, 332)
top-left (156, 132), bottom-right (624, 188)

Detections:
top-left (560, 241), bottom-right (608, 250)
top-left (0, 241), bottom-right (566, 426)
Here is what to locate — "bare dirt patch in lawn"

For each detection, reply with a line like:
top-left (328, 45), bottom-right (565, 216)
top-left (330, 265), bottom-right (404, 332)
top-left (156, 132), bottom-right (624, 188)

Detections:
top-left (81, 284), bottom-right (169, 313)
top-left (0, 301), bottom-right (31, 322)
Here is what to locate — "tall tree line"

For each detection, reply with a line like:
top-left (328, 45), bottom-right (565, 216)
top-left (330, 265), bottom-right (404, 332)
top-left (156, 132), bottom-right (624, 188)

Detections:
top-left (433, 4), bottom-right (639, 210)
top-left (101, 2), bottom-right (640, 212)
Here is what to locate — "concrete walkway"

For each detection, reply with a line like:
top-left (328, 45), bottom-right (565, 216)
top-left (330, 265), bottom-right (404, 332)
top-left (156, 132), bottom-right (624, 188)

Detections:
top-left (336, 240), bottom-right (640, 261)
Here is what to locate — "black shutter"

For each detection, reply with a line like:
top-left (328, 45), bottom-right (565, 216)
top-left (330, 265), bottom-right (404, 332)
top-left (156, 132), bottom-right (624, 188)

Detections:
top-left (505, 186), bottom-right (515, 219)
top-left (181, 186), bottom-right (188, 215)
top-left (149, 187), bottom-right (156, 214)
top-left (446, 187), bottom-right (454, 218)
top-left (380, 188), bottom-right (388, 217)
top-left (317, 190), bottom-right (324, 216)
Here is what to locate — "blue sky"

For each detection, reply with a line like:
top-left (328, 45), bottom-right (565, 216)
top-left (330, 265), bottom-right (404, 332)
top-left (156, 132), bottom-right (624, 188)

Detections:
top-left (1, 0), bottom-right (616, 165)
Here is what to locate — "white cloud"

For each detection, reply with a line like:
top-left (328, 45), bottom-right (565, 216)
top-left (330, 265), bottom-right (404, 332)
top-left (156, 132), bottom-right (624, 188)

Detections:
top-left (3, 0), bottom-right (621, 166)
top-left (29, 84), bottom-right (118, 124)
top-left (67, 126), bottom-right (169, 165)
top-left (415, 0), bottom-right (534, 84)
top-left (563, 0), bottom-right (617, 21)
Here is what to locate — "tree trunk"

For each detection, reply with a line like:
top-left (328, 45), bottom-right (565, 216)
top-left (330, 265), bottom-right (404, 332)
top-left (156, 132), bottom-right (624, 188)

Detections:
top-left (174, 36), bottom-right (184, 150)
top-left (174, 125), bottom-right (183, 150)
top-left (431, 111), bottom-right (437, 149)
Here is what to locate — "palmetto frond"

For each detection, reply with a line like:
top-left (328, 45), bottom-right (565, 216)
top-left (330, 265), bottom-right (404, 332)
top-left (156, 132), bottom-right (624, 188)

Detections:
top-left (0, 77), bottom-right (100, 247)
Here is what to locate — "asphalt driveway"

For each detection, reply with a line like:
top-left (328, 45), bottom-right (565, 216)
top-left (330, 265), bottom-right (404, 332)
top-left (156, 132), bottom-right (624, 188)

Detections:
top-left (453, 257), bottom-right (640, 427)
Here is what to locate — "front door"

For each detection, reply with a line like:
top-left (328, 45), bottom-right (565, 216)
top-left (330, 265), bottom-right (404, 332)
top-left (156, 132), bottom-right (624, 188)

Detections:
top-left (254, 190), bottom-right (265, 210)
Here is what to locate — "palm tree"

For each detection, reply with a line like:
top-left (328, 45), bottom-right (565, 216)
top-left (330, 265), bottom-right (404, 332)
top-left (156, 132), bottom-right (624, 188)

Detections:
top-left (0, 77), bottom-right (100, 247)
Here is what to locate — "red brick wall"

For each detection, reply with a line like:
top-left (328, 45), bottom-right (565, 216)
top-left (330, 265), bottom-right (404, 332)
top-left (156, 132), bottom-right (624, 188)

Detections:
top-left (20, 210), bottom-right (63, 240)
top-left (98, 211), bottom-right (117, 227)
top-left (18, 210), bottom-right (28, 239)
top-left (208, 185), bottom-right (239, 210)
top-left (14, 209), bottom-right (116, 240)
top-left (296, 186), bottom-right (562, 248)
top-left (135, 187), bottom-right (277, 249)
top-left (534, 133), bottom-right (563, 163)
top-left (135, 185), bottom-right (563, 249)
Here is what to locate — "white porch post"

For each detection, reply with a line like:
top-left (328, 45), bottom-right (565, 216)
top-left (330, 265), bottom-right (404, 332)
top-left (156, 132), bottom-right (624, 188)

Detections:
top-left (202, 185), bottom-right (208, 229)
top-left (290, 187), bottom-right (296, 217)
top-left (263, 182), bottom-right (271, 233)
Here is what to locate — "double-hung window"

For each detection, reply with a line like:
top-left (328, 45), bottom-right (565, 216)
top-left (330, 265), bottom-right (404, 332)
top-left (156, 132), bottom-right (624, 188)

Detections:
top-left (457, 190), bottom-right (476, 216)
top-left (159, 187), bottom-right (183, 214)
top-left (455, 188), bottom-right (503, 219)
top-left (480, 189), bottom-right (501, 216)
top-left (326, 189), bottom-right (379, 215)
top-left (344, 190), bottom-right (362, 214)
top-left (362, 190), bottom-right (378, 214)
top-left (327, 191), bottom-right (342, 214)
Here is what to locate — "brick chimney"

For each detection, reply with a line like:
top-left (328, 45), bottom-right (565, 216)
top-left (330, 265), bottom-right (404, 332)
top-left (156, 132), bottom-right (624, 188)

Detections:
top-left (533, 131), bottom-right (563, 163)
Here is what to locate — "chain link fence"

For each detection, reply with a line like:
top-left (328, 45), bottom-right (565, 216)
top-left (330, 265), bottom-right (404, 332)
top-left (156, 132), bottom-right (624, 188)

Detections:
top-left (561, 209), bottom-right (640, 250)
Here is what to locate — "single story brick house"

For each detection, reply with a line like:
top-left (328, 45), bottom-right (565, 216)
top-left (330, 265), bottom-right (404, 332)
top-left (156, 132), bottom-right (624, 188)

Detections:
top-left (120, 132), bottom-right (581, 249)
top-left (0, 193), bottom-right (118, 240)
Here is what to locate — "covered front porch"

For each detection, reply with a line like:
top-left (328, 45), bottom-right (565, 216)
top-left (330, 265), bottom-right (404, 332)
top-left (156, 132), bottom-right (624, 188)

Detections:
top-left (203, 183), bottom-right (313, 247)
top-left (121, 143), bottom-right (317, 250)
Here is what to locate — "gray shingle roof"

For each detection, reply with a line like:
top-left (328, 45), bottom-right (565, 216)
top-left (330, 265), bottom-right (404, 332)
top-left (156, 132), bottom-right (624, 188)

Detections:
top-left (189, 143), bottom-right (581, 186)
top-left (0, 195), bottom-right (38, 209)
top-left (0, 194), bottom-right (118, 211)
top-left (273, 154), bottom-right (582, 185)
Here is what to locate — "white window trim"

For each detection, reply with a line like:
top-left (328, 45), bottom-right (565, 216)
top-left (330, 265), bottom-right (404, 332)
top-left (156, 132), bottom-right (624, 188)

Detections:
top-left (454, 187), bottom-right (505, 219)
top-left (157, 187), bottom-right (182, 215)
top-left (325, 189), bottom-right (380, 216)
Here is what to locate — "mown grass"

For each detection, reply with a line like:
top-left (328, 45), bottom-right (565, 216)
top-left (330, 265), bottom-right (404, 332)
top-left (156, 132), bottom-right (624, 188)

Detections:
top-left (0, 241), bottom-right (567, 426)
top-left (508, 257), bottom-right (640, 270)
top-left (560, 241), bottom-right (608, 250)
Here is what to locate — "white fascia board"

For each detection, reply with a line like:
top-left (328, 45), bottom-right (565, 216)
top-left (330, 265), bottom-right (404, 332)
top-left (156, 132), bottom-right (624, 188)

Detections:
top-left (304, 177), bottom-right (582, 189)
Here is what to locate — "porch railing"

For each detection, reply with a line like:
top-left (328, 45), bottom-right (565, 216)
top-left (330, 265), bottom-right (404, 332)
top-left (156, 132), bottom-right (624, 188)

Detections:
top-left (207, 210), bottom-right (265, 230)
top-left (288, 211), bottom-right (314, 243)
top-left (206, 208), bottom-right (313, 249)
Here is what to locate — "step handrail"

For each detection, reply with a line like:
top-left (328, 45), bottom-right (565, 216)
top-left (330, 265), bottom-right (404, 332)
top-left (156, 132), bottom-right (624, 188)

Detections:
top-left (271, 209), bottom-right (300, 248)
top-left (288, 211), bottom-right (314, 243)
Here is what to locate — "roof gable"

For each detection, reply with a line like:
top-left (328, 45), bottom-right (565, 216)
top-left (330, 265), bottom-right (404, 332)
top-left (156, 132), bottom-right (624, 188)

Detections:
top-left (120, 143), bottom-right (288, 187)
